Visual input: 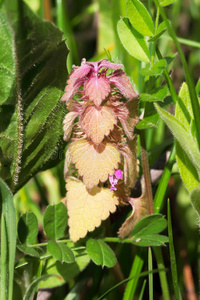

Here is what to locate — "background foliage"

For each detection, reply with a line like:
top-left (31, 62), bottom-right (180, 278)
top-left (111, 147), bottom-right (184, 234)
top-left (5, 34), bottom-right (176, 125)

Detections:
top-left (1, 0), bottom-right (200, 299)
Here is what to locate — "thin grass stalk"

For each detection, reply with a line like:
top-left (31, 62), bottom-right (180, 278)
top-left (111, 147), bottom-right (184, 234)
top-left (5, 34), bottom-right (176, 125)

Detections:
top-left (167, 200), bottom-right (182, 300)
top-left (148, 247), bottom-right (153, 300)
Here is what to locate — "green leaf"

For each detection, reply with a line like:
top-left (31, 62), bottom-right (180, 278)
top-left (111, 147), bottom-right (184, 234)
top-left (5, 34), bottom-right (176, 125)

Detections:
top-left (155, 104), bottom-right (200, 176)
top-left (39, 249), bottom-right (90, 288)
top-left (47, 240), bottom-right (75, 263)
top-left (0, 178), bottom-right (16, 300)
top-left (190, 186), bottom-right (200, 219)
top-left (140, 59), bottom-right (167, 76)
top-left (125, 0), bottom-right (155, 36)
top-left (136, 103), bottom-right (159, 129)
top-left (159, 0), bottom-right (176, 6)
top-left (18, 212), bottom-right (38, 245)
top-left (140, 86), bottom-right (168, 102)
top-left (131, 214), bottom-right (168, 237)
top-left (17, 244), bottom-right (40, 258)
top-left (117, 17), bottom-right (150, 63)
top-left (44, 202), bottom-right (68, 240)
top-left (148, 21), bottom-right (167, 42)
top-left (86, 239), bottom-right (117, 268)
top-left (174, 83), bottom-right (199, 191)
top-left (132, 235), bottom-right (169, 247)
top-left (0, 1), bottom-right (69, 193)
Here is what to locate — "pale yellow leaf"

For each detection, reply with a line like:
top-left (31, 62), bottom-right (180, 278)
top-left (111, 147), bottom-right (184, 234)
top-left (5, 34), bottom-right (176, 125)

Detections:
top-left (63, 112), bottom-right (77, 141)
top-left (69, 139), bottom-right (120, 188)
top-left (66, 177), bottom-right (119, 242)
top-left (80, 106), bottom-right (117, 144)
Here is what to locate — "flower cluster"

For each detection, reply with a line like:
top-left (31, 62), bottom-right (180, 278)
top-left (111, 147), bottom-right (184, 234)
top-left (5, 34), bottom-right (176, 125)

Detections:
top-left (62, 59), bottom-right (139, 242)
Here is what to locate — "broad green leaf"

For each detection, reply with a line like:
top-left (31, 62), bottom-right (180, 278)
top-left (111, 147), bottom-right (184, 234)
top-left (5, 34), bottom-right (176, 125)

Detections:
top-left (132, 234), bottom-right (169, 247)
top-left (47, 240), bottom-right (75, 263)
top-left (148, 21), bottom-right (167, 42)
top-left (159, 0), bottom-right (176, 6)
top-left (190, 186), bottom-right (200, 219)
top-left (0, 1), bottom-right (68, 193)
top-left (131, 214), bottom-right (168, 237)
top-left (140, 86), bottom-right (168, 102)
top-left (155, 104), bottom-right (200, 176)
top-left (175, 83), bottom-right (199, 191)
top-left (140, 59), bottom-right (167, 76)
top-left (86, 239), bottom-right (117, 268)
top-left (126, 0), bottom-right (154, 36)
top-left (17, 244), bottom-right (39, 258)
top-left (0, 178), bottom-right (16, 300)
top-left (18, 212), bottom-right (38, 244)
top-left (44, 202), bottom-right (68, 240)
top-left (117, 17), bottom-right (150, 63)
top-left (39, 249), bottom-right (90, 288)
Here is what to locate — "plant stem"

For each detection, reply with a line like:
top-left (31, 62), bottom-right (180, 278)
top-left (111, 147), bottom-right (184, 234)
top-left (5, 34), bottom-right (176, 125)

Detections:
top-left (140, 131), bottom-right (154, 214)
top-left (154, 145), bottom-right (176, 213)
top-left (154, 0), bottom-right (200, 151)
top-left (154, 247), bottom-right (170, 300)
top-left (148, 247), bottom-right (153, 300)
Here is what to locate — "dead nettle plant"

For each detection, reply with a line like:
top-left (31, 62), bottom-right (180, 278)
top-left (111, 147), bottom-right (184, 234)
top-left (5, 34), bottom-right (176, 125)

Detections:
top-left (61, 58), bottom-right (150, 242)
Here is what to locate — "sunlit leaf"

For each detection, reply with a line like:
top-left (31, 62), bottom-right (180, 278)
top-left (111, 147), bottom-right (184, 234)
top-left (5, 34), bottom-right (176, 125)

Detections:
top-left (159, 0), bottom-right (176, 7)
top-left (126, 0), bottom-right (155, 36)
top-left (69, 139), bottom-right (120, 188)
top-left (86, 239), bottom-right (117, 267)
top-left (66, 177), bottom-right (119, 242)
top-left (0, 1), bottom-right (68, 193)
top-left (148, 21), bottom-right (167, 42)
top-left (117, 17), bottom-right (150, 63)
top-left (80, 105), bottom-right (117, 144)
top-left (155, 104), bottom-right (200, 177)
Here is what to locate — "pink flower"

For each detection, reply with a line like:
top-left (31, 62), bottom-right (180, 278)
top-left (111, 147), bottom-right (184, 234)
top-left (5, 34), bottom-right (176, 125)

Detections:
top-left (61, 58), bottom-right (137, 106)
top-left (109, 170), bottom-right (123, 191)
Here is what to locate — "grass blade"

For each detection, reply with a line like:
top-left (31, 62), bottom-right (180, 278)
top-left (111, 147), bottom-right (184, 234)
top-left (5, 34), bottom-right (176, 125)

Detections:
top-left (0, 178), bottom-right (16, 300)
top-left (148, 247), bottom-right (153, 300)
top-left (167, 200), bottom-right (182, 300)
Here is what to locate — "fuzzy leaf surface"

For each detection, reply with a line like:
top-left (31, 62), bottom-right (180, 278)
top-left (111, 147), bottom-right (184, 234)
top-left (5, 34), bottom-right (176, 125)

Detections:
top-left (155, 104), bottom-right (200, 177)
top-left (0, 1), bottom-right (68, 193)
top-left (175, 82), bottom-right (199, 192)
top-left (69, 139), bottom-right (120, 188)
top-left (80, 106), bottom-right (117, 144)
top-left (117, 17), bottom-right (150, 63)
top-left (66, 177), bottom-right (119, 242)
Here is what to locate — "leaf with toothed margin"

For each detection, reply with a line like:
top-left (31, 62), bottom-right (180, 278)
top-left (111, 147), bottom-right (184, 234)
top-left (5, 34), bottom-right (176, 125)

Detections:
top-left (69, 139), bottom-right (120, 189)
top-left (80, 105), bottom-right (117, 144)
top-left (84, 76), bottom-right (110, 106)
top-left (0, 0), bottom-right (69, 193)
top-left (66, 177), bottom-right (119, 242)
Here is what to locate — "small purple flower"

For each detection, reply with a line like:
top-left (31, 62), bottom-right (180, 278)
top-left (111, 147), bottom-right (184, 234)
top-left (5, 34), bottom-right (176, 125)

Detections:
top-left (109, 170), bottom-right (123, 191)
